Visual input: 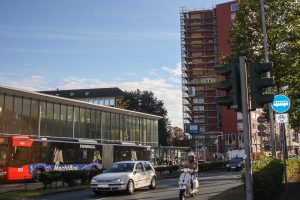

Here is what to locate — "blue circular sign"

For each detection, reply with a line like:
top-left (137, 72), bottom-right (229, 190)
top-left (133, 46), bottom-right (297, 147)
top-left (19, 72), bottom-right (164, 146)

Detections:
top-left (271, 94), bottom-right (290, 113)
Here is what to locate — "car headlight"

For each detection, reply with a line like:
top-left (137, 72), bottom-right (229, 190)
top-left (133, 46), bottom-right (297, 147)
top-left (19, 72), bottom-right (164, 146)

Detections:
top-left (226, 164), bottom-right (229, 167)
top-left (113, 178), bottom-right (122, 183)
top-left (90, 179), bottom-right (97, 184)
top-left (238, 164), bottom-right (241, 167)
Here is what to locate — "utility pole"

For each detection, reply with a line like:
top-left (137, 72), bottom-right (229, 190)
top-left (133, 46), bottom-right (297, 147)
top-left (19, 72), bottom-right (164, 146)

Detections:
top-left (239, 56), bottom-right (253, 200)
top-left (260, 0), bottom-right (276, 157)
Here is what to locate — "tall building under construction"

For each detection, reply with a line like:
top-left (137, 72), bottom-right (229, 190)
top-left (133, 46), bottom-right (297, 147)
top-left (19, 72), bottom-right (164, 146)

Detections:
top-left (181, 1), bottom-right (238, 156)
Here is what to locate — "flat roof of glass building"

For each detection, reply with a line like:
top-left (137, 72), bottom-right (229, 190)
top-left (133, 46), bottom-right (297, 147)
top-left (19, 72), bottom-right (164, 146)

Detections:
top-left (0, 85), bottom-right (161, 120)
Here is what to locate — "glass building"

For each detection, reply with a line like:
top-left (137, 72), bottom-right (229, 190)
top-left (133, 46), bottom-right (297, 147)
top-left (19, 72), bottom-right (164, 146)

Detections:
top-left (0, 85), bottom-right (161, 147)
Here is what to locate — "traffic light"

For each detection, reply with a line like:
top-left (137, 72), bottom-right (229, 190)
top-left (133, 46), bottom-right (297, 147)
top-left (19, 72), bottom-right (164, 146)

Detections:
top-left (215, 64), bottom-right (241, 111)
top-left (249, 61), bottom-right (274, 110)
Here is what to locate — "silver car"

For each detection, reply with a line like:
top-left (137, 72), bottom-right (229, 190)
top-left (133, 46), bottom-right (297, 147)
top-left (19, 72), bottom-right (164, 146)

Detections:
top-left (90, 161), bottom-right (157, 195)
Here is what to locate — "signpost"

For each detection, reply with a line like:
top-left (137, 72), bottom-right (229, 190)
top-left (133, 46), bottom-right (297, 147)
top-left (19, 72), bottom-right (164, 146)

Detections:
top-left (271, 94), bottom-right (290, 113)
top-left (272, 94), bottom-right (290, 197)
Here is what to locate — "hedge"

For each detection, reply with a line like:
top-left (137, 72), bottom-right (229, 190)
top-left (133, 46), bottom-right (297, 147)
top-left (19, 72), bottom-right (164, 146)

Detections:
top-left (153, 161), bottom-right (229, 176)
top-left (242, 156), bottom-right (284, 200)
top-left (39, 169), bottom-right (103, 189)
top-left (286, 156), bottom-right (300, 181)
top-left (198, 161), bottom-right (228, 172)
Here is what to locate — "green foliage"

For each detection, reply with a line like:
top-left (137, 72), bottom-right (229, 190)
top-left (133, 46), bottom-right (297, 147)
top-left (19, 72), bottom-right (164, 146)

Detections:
top-left (198, 161), bottom-right (228, 172)
top-left (242, 156), bottom-right (284, 200)
top-left (286, 156), bottom-right (300, 181)
top-left (123, 89), bottom-right (170, 146)
top-left (227, 0), bottom-right (300, 128)
top-left (167, 127), bottom-right (184, 146)
top-left (39, 169), bottom-right (103, 189)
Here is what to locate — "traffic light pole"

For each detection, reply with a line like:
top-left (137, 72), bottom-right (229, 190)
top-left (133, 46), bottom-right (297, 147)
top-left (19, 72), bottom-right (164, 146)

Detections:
top-left (239, 56), bottom-right (253, 200)
top-left (260, 0), bottom-right (276, 157)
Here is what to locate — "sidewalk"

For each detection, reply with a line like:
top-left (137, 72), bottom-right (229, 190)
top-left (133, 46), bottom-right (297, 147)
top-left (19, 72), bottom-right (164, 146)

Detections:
top-left (0, 182), bottom-right (43, 194)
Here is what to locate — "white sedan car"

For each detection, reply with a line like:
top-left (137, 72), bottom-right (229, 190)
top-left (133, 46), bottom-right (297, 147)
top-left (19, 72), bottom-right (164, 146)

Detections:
top-left (90, 161), bottom-right (157, 195)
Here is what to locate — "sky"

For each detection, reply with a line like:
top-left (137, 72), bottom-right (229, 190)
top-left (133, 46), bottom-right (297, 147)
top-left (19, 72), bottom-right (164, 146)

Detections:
top-left (0, 0), bottom-right (231, 128)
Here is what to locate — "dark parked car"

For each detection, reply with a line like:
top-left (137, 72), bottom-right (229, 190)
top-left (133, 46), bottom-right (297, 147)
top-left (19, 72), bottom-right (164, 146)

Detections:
top-left (226, 158), bottom-right (244, 171)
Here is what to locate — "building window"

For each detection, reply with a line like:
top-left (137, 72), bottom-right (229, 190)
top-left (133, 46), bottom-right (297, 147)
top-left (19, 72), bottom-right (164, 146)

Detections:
top-left (237, 123), bottom-right (243, 130)
top-left (193, 106), bottom-right (204, 111)
top-left (239, 134), bottom-right (244, 144)
top-left (194, 118), bottom-right (205, 123)
top-left (193, 97), bottom-right (204, 104)
top-left (237, 112), bottom-right (243, 120)
top-left (225, 134), bottom-right (236, 145)
top-left (199, 126), bottom-right (205, 132)
top-left (231, 4), bottom-right (238, 11)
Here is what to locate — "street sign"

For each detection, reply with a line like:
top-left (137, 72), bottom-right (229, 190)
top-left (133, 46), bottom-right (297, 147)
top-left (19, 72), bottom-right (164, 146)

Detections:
top-left (275, 113), bottom-right (289, 123)
top-left (271, 94), bottom-right (290, 113)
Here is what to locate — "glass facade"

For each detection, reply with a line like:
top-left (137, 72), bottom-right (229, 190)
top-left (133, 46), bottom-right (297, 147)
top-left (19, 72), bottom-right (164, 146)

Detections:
top-left (0, 90), bottom-right (159, 147)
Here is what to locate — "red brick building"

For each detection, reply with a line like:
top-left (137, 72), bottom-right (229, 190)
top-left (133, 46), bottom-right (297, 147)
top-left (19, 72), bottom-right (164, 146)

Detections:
top-left (181, 1), bottom-right (240, 155)
top-left (215, 1), bottom-right (242, 152)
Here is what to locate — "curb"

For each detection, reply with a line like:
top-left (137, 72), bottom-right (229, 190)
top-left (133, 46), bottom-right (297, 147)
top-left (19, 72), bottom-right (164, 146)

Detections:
top-left (1, 186), bottom-right (89, 200)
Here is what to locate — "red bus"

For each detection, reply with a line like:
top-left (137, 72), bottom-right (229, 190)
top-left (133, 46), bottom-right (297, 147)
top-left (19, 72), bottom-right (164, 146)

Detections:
top-left (0, 136), bottom-right (151, 181)
top-left (0, 136), bottom-right (102, 181)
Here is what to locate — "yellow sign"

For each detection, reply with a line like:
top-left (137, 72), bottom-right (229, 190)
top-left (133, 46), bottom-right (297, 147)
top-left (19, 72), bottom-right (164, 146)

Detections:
top-left (116, 99), bottom-right (124, 108)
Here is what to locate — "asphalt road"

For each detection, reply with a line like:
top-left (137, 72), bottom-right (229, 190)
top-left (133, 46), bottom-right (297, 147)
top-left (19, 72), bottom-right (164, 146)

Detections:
top-left (32, 171), bottom-right (241, 200)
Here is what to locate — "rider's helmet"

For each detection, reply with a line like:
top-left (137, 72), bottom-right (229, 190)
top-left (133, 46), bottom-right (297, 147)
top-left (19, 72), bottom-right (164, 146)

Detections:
top-left (187, 152), bottom-right (195, 162)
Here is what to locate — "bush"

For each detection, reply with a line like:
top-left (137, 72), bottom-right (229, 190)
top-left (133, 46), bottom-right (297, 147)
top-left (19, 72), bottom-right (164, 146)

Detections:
top-left (286, 157), bottom-right (300, 181)
top-left (154, 165), bottom-right (179, 176)
top-left (198, 161), bottom-right (228, 172)
top-left (242, 156), bottom-right (284, 200)
top-left (154, 165), bottom-right (179, 173)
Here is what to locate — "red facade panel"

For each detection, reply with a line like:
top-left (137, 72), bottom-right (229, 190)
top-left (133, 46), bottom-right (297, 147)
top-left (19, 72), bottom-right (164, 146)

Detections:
top-left (216, 1), bottom-right (239, 151)
top-left (216, 1), bottom-right (237, 56)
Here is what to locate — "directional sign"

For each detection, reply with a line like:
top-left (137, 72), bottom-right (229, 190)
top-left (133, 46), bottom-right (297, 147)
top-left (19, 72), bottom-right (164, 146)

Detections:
top-left (275, 113), bottom-right (289, 123)
top-left (271, 94), bottom-right (290, 113)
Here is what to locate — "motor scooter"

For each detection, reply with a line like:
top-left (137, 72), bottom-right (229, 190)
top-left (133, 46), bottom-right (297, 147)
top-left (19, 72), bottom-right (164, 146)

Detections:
top-left (178, 168), bottom-right (199, 200)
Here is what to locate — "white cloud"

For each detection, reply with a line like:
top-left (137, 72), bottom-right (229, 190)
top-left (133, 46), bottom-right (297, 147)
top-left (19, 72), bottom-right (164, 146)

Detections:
top-left (57, 76), bottom-right (183, 128)
top-left (0, 64), bottom-right (183, 128)
top-left (162, 63), bottom-right (181, 77)
top-left (0, 25), bottom-right (179, 42)
top-left (0, 74), bottom-right (49, 91)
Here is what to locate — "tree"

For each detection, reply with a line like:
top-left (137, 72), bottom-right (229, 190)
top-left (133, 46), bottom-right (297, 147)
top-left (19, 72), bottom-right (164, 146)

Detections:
top-left (226, 0), bottom-right (300, 128)
top-left (167, 127), bottom-right (184, 146)
top-left (123, 89), bottom-right (170, 146)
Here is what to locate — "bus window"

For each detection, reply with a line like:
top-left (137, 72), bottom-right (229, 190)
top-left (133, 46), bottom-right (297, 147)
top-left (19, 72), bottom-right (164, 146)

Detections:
top-left (63, 144), bottom-right (76, 164)
top-left (79, 148), bottom-right (94, 163)
top-left (9, 147), bottom-right (30, 167)
top-left (30, 146), bottom-right (48, 164)
top-left (0, 146), bottom-right (7, 165)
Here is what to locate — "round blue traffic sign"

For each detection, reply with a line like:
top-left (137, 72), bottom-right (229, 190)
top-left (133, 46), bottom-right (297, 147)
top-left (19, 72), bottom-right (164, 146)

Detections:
top-left (271, 94), bottom-right (290, 113)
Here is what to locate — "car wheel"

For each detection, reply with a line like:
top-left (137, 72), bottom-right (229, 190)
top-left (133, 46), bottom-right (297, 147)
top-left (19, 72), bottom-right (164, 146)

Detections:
top-left (149, 176), bottom-right (156, 189)
top-left (93, 190), bottom-right (101, 195)
top-left (126, 179), bottom-right (135, 195)
top-left (33, 169), bottom-right (43, 182)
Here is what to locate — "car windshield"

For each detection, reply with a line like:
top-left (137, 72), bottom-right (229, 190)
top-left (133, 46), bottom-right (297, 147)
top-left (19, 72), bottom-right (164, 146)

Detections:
top-left (105, 163), bottom-right (135, 173)
top-left (229, 159), bottom-right (241, 164)
top-left (0, 146), bottom-right (7, 165)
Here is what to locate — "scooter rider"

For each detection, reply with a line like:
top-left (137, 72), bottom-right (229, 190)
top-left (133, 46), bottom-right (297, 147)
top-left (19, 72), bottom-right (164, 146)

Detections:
top-left (185, 152), bottom-right (198, 191)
